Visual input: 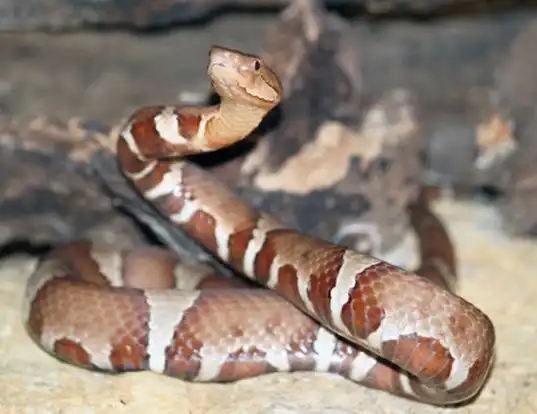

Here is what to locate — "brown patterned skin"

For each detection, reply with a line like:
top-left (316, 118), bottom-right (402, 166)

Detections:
top-left (23, 46), bottom-right (495, 406)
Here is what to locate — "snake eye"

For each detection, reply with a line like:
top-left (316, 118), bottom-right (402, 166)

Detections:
top-left (253, 60), bottom-right (261, 71)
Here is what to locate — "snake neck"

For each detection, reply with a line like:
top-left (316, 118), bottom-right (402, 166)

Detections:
top-left (114, 98), bottom-right (275, 188)
top-left (204, 99), bottom-right (272, 148)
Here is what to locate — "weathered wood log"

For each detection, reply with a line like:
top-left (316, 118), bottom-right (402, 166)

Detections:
top-left (488, 21), bottom-right (537, 235)
top-left (1, 0), bottom-right (533, 31)
top-left (0, 1), bottom-right (424, 265)
top-left (0, 117), bottom-right (147, 249)
top-left (3, 0), bottom-right (537, 241)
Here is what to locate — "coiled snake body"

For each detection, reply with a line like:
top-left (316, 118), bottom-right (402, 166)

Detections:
top-left (23, 46), bottom-right (495, 406)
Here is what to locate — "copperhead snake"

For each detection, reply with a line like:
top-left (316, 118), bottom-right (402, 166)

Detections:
top-left (23, 46), bottom-right (495, 406)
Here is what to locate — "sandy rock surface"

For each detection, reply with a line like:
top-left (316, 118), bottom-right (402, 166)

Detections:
top-left (1, 197), bottom-right (536, 413)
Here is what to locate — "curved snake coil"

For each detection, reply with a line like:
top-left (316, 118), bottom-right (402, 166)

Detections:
top-left (23, 46), bottom-right (495, 406)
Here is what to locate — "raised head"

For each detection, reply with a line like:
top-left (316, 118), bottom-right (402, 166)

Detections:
top-left (208, 46), bottom-right (283, 109)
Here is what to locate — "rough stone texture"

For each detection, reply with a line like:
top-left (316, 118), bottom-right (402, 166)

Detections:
top-left (0, 117), bottom-right (149, 249)
top-left (1, 197), bottom-right (536, 413)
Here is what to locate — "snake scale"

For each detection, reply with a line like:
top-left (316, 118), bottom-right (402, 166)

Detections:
top-left (22, 46), bottom-right (495, 406)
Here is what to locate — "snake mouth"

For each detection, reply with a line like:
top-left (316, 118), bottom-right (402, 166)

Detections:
top-left (249, 91), bottom-right (277, 103)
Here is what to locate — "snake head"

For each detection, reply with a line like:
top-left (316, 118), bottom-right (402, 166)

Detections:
top-left (208, 46), bottom-right (283, 109)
